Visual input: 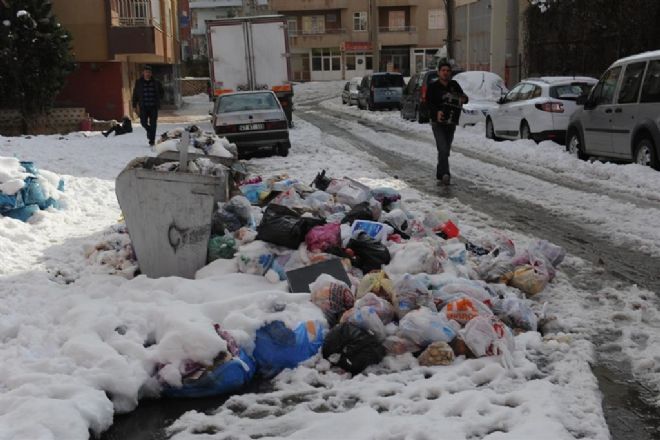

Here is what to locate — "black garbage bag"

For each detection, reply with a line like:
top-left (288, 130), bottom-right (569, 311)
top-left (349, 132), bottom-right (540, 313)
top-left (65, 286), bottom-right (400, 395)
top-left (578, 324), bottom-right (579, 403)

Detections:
top-left (347, 232), bottom-right (391, 273)
top-left (322, 322), bottom-right (386, 375)
top-left (256, 204), bottom-right (325, 249)
top-left (312, 169), bottom-right (333, 191)
top-left (341, 201), bottom-right (377, 224)
top-left (212, 210), bottom-right (242, 234)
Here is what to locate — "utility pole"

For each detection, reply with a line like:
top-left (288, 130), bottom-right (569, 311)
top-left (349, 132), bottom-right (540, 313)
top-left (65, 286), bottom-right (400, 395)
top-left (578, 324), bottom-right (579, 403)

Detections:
top-left (369, 0), bottom-right (379, 71)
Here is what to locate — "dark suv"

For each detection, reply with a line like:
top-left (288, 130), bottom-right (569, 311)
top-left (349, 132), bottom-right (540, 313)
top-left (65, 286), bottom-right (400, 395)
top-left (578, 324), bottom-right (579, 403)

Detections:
top-left (400, 70), bottom-right (438, 123)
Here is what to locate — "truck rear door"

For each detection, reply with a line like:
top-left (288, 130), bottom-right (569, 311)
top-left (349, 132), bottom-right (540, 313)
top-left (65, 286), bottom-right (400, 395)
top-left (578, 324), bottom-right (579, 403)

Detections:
top-left (209, 22), bottom-right (249, 95)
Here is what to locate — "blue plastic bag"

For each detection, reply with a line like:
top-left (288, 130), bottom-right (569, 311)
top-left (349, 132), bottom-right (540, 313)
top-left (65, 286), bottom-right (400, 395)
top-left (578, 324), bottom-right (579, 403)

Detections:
top-left (0, 193), bottom-right (19, 212)
top-left (253, 320), bottom-right (325, 378)
top-left (162, 349), bottom-right (256, 398)
top-left (4, 205), bottom-right (39, 221)
top-left (20, 178), bottom-right (47, 207)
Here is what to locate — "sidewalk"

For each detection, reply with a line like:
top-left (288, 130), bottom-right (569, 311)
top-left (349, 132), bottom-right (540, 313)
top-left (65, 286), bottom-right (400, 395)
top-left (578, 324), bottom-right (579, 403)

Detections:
top-left (159, 94), bottom-right (213, 124)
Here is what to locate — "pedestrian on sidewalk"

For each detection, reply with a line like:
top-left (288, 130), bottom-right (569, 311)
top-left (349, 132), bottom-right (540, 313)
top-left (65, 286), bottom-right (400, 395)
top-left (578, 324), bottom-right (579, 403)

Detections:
top-left (427, 61), bottom-right (468, 186)
top-left (131, 65), bottom-right (164, 146)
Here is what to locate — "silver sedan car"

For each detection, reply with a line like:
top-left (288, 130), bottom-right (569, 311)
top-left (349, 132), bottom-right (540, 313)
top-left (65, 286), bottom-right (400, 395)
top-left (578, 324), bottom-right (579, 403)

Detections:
top-left (212, 91), bottom-right (291, 157)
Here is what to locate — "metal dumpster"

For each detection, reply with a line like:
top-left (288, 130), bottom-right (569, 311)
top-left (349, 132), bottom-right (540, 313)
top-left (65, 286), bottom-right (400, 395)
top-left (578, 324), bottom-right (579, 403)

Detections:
top-left (115, 151), bottom-right (230, 279)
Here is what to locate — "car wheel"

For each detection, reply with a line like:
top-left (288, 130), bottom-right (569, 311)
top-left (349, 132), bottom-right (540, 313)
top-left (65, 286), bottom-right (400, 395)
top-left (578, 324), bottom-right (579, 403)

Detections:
top-left (566, 130), bottom-right (587, 160)
top-left (486, 117), bottom-right (499, 141)
top-left (634, 137), bottom-right (659, 170)
top-left (520, 121), bottom-right (533, 141)
top-left (276, 141), bottom-right (290, 157)
top-left (368, 99), bottom-right (375, 111)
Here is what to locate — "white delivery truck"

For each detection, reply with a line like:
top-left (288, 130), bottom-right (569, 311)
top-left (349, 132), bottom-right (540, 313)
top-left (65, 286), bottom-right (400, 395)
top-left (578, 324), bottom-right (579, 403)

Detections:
top-left (206, 15), bottom-right (294, 125)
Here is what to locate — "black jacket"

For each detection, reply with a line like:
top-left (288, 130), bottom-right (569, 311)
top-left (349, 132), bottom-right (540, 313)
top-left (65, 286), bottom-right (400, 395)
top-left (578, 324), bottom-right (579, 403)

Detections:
top-left (427, 79), bottom-right (468, 124)
top-left (131, 77), bottom-right (165, 109)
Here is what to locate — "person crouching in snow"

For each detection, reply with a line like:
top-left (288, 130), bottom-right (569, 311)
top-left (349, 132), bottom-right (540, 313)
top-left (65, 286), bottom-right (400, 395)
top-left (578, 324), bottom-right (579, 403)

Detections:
top-left (427, 61), bottom-right (468, 186)
top-left (103, 116), bottom-right (133, 137)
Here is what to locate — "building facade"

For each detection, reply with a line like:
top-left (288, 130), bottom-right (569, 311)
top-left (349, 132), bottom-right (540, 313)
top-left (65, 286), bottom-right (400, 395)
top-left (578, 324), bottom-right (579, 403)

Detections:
top-left (52, 0), bottom-right (181, 120)
top-left (182, 0), bottom-right (270, 61)
top-left (269, 0), bottom-right (448, 81)
top-left (452, 0), bottom-right (526, 87)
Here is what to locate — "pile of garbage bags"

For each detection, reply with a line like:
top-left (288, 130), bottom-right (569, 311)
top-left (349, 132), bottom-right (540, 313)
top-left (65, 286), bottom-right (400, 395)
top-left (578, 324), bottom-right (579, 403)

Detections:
top-left (159, 170), bottom-right (565, 397)
top-left (84, 223), bottom-right (139, 279)
top-left (154, 125), bottom-right (237, 159)
top-left (0, 157), bottom-right (64, 222)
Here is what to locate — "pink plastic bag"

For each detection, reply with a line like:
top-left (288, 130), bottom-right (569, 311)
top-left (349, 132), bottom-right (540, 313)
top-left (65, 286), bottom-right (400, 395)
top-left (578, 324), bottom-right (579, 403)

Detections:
top-left (305, 223), bottom-right (341, 253)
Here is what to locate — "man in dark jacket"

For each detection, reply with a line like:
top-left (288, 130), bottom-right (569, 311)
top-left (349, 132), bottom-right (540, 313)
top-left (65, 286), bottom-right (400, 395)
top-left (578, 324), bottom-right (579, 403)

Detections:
top-left (427, 62), bottom-right (468, 185)
top-left (131, 65), bottom-right (164, 146)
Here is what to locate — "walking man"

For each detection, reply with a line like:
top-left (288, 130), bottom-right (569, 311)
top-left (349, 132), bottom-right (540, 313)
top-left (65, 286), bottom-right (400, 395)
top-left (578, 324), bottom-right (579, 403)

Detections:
top-left (427, 62), bottom-right (468, 185)
top-left (131, 65), bottom-right (164, 146)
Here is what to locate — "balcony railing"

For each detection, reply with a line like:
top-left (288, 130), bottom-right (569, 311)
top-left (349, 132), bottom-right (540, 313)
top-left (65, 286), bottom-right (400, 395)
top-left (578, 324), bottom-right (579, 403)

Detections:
top-left (288, 28), bottom-right (347, 36)
top-left (379, 25), bottom-right (416, 33)
top-left (109, 0), bottom-right (160, 27)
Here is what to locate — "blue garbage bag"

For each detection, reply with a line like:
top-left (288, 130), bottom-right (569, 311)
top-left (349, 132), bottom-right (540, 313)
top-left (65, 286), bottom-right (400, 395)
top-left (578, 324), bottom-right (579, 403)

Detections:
top-left (4, 204), bottom-right (39, 221)
top-left (254, 320), bottom-right (325, 378)
top-left (20, 178), bottom-right (47, 207)
top-left (162, 348), bottom-right (256, 398)
top-left (19, 161), bottom-right (37, 174)
top-left (0, 193), bottom-right (18, 213)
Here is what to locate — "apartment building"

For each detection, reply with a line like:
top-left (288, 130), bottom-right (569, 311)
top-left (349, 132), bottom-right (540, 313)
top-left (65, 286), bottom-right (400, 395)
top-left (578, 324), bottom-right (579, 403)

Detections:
top-left (52, 0), bottom-right (180, 120)
top-left (269, 0), bottom-right (448, 81)
top-left (452, 0), bottom-right (525, 87)
top-left (181, 0), bottom-right (270, 60)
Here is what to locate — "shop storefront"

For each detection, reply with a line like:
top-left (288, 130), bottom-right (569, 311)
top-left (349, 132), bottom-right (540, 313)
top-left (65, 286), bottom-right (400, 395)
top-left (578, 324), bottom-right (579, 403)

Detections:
top-left (341, 41), bottom-right (374, 80)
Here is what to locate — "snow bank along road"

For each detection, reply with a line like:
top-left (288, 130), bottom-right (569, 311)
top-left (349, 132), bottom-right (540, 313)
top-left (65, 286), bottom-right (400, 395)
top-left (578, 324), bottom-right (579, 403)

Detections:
top-left (292, 82), bottom-right (660, 439)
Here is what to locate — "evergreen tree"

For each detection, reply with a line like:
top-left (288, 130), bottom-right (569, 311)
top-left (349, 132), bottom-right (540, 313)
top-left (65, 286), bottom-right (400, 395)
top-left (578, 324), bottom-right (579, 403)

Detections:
top-left (0, 0), bottom-right (74, 133)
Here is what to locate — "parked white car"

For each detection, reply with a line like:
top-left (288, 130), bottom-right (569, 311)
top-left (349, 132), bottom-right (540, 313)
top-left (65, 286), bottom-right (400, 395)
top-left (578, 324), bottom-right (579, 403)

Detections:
top-left (485, 76), bottom-right (597, 143)
top-left (453, 71), bottom-right (507, 127)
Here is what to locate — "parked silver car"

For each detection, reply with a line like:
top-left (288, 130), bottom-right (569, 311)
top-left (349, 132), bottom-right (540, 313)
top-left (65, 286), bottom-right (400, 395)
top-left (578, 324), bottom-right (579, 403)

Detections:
top-left (567, 50), bottom-right (660, 169)
top-left (358, 73), bottom-right (405, 111)
top-left (212, 91), bottom-right (290, 157)
top-left (342, 77), bottom-right (362, 105)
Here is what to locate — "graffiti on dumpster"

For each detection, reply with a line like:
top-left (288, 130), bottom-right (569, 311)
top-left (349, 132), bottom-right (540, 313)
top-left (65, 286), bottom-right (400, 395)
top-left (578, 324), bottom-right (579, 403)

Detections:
top-left (168, 222), bottom-right (209, 253)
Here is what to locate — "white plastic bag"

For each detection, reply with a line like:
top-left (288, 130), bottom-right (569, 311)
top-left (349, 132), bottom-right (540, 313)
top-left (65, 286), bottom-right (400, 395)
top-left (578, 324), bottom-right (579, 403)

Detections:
top-left (397, 307), bottom-right (456, 348)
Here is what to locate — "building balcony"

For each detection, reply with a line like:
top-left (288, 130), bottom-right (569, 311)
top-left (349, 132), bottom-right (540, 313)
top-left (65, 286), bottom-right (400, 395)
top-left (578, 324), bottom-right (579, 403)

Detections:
top-left (190, 0), bottom-right (242, 8)
top-left (107, 0), bottom-right (166, 57)
top-left (377, 0), bottom-right (417, 6)
top-left (270, 0), bottom-right (349, 12)
top-left (377, 26), bottom-right (418, 46)
top-left (288, 28), bottom-right (347, 49)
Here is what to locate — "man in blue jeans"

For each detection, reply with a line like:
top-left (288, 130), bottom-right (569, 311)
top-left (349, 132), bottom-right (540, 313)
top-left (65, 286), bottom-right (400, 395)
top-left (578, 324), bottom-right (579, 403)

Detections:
top-left (131, 65), bottom-right (164, 146)
top-left (427, 62), bottom-right (468, 185)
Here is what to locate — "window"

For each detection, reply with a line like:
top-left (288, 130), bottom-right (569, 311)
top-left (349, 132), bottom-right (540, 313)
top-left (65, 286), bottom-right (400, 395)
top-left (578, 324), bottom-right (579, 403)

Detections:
top-left (618, 62), bottom-right (646, 104)
top-left (592, 66), bottom-right (621, 105)
top-left (302, 15), bottom-right (325, 34)
top-left (388, 10), bottom-right (405, 31)
top-left (353, 11), bottom-right (367, 31)
top-left (365, 54), bottom-right (373, 70)
top-left (428, 9), bottom-right (445, 30)
top-left (287, 18), bottom-right (298, 36)
top-left (346, 54), bottom-right (356, 70)
top-left (641, 59), bottom-right (660, 103)
top-left (218, 92), bottom-right (279, 113)
top-left (372, 74), bottom-right (404, 88)
top-left (311, 47), bottom-right (341, 72)
top-left (505, 84), bottom-right (525, 102)
top-left (517, 83), bottom-right (535, 101)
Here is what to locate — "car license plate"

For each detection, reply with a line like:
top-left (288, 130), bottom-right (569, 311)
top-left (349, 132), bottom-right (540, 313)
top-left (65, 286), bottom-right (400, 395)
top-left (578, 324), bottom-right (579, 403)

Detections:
top-left (239, 123), bottom-right (264, 131)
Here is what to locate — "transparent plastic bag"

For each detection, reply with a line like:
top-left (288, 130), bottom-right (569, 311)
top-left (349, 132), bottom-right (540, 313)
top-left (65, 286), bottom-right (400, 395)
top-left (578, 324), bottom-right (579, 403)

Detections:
top-left (353, 292), bottom-right (395, 324)
top-left (309, 274), bottom-right (355, 327)
top-left (493, 296), bottom-right (538, 332)
top-left (340, 306), bottom-right (387, 341)
top-left (393, 274), bottom-right (435, 319)
top-left (397, 307), bottom-right (457, 348)
top-left (356, 270), bottom-right (396, 303)
top-left (417, 341), bottom-right (455, 366)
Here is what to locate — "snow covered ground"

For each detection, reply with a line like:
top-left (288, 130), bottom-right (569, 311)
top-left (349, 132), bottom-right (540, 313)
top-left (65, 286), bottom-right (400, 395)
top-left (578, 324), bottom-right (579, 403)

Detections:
top-left (0, 85), bottom-right (658, 439)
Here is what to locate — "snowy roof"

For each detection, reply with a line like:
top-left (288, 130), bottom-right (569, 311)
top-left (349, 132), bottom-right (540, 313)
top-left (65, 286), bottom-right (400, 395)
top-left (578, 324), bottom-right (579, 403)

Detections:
top-left (524, 76), bottom-right (598, 85)
top-left (612, 50), bottom-right (660, 66)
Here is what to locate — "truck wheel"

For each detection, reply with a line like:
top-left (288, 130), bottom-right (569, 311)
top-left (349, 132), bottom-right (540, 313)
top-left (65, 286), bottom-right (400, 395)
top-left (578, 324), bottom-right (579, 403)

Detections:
top-left (368, 99), bottom-right (375, 111)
